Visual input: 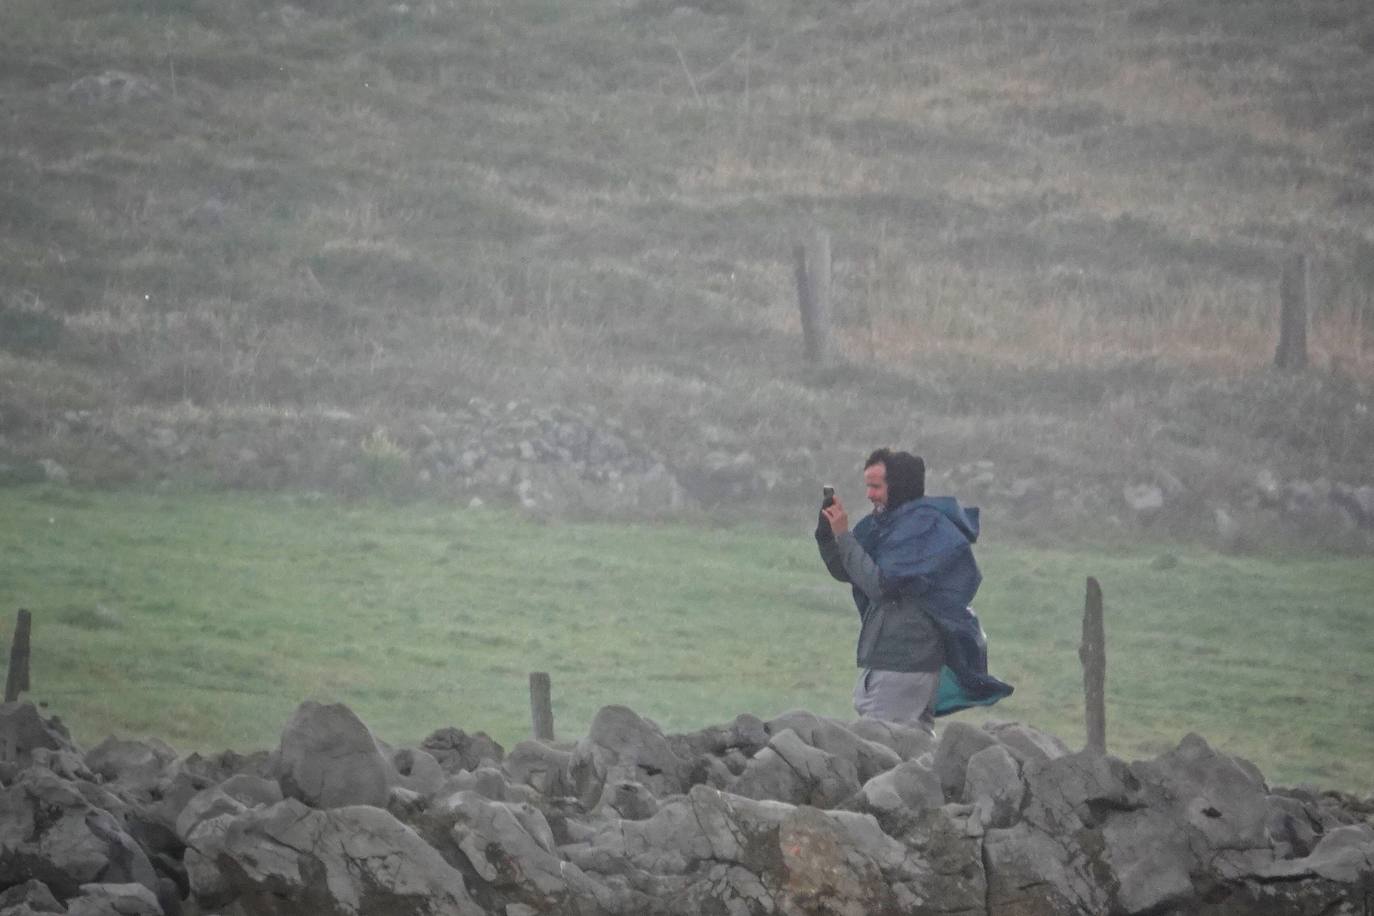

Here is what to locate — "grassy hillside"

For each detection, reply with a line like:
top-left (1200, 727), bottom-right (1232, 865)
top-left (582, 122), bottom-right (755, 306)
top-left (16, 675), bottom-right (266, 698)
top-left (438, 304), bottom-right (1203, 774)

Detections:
top-left (3, 483), bottom-right (1372, 790)
top-left (1, 0), bottom-right (1373, 545)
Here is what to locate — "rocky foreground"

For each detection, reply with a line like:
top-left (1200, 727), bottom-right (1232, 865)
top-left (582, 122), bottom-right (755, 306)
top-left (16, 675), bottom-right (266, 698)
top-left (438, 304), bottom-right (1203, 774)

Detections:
top-left (1, 700), bottom-right (1372, 916)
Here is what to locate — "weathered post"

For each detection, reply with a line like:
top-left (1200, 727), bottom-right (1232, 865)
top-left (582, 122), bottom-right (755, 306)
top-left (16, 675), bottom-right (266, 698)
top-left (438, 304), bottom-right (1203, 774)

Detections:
top-left (4, 609), bottom-right (32, 704)
top-left (1079, 579), bottom-right (1106, 754)
top-left (1275, 252), bottom-right (1309, 370)
top-left (529, 671), bottom-right (554, 741)
top-left (794, 226), bottom-right (832, 366)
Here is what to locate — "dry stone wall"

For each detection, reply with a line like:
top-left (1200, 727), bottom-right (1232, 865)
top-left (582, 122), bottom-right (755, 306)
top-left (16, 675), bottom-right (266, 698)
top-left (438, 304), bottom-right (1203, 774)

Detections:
top-left (2, 698), bottom-right (1372, 916)
top-left (4, 398), bottom-right (1373, 548)
top-left (11, 400), bottom-right (690, 514)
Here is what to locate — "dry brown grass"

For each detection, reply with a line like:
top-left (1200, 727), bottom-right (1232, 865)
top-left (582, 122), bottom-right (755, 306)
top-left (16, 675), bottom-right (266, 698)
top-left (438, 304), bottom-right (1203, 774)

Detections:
top-left (0, 0), bottom-right (1371, 534)
top-left (850, 302), bottom-right (1373, 378)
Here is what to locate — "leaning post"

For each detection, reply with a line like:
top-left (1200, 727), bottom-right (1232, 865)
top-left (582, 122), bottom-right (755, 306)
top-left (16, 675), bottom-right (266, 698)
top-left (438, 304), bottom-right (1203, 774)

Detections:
top-left (794, 226), bottom-right (832, 367)
top-left (1275, 252), bottom-right (1309, 370)
top-left (1079, 579), bottom-right (1106, 754)
top-left (4, 609), bottom-right (32, 704)
top-left (529, 671), bottom-right (554, 742)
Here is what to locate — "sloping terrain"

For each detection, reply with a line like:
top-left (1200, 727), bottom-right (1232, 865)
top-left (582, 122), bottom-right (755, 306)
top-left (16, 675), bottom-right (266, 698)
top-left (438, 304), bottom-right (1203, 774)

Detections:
top-left (1, 0), bottom-right (1372, 544)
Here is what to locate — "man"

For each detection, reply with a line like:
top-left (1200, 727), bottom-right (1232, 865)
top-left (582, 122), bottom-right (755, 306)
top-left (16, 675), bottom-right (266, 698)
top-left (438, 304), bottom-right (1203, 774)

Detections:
top-left (816, 448), bottom-right (1012, 733)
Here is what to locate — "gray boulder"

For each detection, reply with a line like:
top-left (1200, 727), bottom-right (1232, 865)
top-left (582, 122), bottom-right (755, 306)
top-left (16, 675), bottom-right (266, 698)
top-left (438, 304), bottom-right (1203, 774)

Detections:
top-left (216, 773), bottom-right (283, 809)
top-left (662, 864), bottom-right (771, 916)
top-left (275, 701), bottom-right (394, 808)
top-left (980, 750), bottom-right (1145, 914)
top-left (569, 800), bottom-right (702, 877)
top-left (1021, 748), bottom-right (1142, 833)
top-left (684, 750), bottom-right (736, 791)
top-left (595, 778), bottom-right (660, 820)
top-left (0, 880), bottom-right (63, 914)
top-left (391, 747), bottom-right (446, 796)
top-left (466, 765), bottom-right (521, 801)
top-left (576, 785), bottom-right (985, 916)
top-left (387, 785), bottom-right (428, 821)
top-left (1266, 793), bottom-right (1321, 859)
top-left (144, 748), bottom-right (271, 833)
top-left (577, 784), bottom-right (793, 878)
top-left (0, 770), bottom-right (158, 899)
top-left (0, 702), bottom-right (79, 769)
top-left (439, 790), bottom-right (589, 907)
top-left (962, 744), bottom-right (1024, 829)
top-left (1290, 824), bottom-right (1374, 883)
top-left (727, 745), bottom-right (808, 807)
top-left (858, 758), bottom-right (943, 816)
top-left (693, 798), bottom-right (981, 916)
top-left (569, 705), bottom-right (689, 807)
top-left (719, 747), bottom-right (750, 776)
top-left (1100, 807), bottom-right (1195, 914)
top-left (502, 740), bottom-right (573, 797)
top-left (173, 787), bottom-right (246, 843)
top-left (30, 746), bottom-right (96, 783)
top-left (984, 820), bottom-right (1111, 914)
top-left (428, 766), bottom-right (541, 811)
top-left (727, 713), bottom-right (770, 755)
top-left (66, 883), bottom-right (161, 916)
top-left (1249, 823), bottom-right (1374, 884)
top-left (933, 721), bottom-right (999, 801)
top-left (889, 804), bottom-right (988, 914)
top-left (1129, 732), bottom-right (1270, 853)
top-left (171, 748), bottom-right (272, 786)
top-left (771, 805), bottom-right (906, 915)
top-left (182, 810), bottom-right (243, 910)
top-left (846, 717), bottom-right (936, 761)
top-left (667, 712), bottom-right (768, 759)
top-left (209, 798), bottom-right (485, 915)
top-left (981, 720), bottom-right (1070, 765)
top-left (731, 729), bottom-right (860, 809)
top-left (420, 727), bottom-right (504, 773)
top-left (83, 737), bottom-right (175, 789)
top-left (766, 710), bottom-right (901, 783)
top-left (456, 765), bottom-right (550, 805)
top-left (133, 764), bottom-right (209, 849)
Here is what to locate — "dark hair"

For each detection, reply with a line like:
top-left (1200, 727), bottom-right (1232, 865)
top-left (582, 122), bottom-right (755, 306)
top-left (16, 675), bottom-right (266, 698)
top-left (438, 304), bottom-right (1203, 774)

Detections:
top-left (867, 448), bottom-right (925, 509)
top-left (864, 447), bottom-right (893, 469)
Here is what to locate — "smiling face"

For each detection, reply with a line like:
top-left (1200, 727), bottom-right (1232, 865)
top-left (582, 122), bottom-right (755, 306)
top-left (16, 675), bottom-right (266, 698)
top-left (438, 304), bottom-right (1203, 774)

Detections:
top-left (863, 462), bottom-right (888, 511)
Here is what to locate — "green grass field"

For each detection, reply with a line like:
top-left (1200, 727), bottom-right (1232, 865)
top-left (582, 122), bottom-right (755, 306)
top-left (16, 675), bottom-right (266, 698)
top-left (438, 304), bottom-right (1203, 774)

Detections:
top-left (1, 482), bottom-right (1370, 791)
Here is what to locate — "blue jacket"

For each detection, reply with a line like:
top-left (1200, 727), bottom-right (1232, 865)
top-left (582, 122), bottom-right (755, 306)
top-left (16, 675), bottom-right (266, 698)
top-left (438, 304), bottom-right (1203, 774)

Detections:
top-left (840, 497), bottom-right (1013, 716)
top-left (819, 512), bottom-right (945, 674)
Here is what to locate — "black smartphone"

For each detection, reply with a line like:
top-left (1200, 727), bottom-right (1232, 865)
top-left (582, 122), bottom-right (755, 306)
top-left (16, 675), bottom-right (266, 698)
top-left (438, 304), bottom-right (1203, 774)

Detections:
top-left (821, 485), bottom-right (835, 509)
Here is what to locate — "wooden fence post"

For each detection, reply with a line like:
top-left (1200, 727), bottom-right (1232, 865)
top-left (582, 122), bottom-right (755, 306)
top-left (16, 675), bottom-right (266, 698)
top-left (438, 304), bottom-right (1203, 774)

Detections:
top-left (794, 226), bottom-right (832, 366)
top-left (4, 610), bottom-right (32, 704)
top-left (1275, 252), bottom-right (1309, 370)
top-left (529, 671), bottom-right (554, 742)
top-left (1079, 579), bottom-right (1106, 754)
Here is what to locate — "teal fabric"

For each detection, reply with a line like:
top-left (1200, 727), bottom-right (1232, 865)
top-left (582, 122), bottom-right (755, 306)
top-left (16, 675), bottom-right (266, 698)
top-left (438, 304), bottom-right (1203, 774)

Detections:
top-left (853, 497), bottom-right (1013, 716)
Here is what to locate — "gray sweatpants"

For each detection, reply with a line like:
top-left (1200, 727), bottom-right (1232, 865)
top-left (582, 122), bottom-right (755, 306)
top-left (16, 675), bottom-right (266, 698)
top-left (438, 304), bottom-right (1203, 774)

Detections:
top-left (853, 668), bottom-right (939, 735)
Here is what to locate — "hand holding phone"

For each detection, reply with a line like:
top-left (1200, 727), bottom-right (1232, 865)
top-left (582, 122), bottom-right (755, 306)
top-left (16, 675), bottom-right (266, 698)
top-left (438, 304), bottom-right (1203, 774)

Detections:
top-left (820, 486), bottom-right (849, 536)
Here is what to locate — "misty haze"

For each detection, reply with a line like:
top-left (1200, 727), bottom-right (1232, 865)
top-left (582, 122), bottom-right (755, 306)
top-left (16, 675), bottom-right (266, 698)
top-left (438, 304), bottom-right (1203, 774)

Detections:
top-left (1, 0), bottom-right (1372, 912)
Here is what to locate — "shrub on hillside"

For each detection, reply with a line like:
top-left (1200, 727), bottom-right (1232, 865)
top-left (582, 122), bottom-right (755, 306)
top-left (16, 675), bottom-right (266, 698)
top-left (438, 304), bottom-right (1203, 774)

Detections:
top-left (304, 242), bottom-right (444, 303)
top-left (0, 301), bottom-right (63, 353)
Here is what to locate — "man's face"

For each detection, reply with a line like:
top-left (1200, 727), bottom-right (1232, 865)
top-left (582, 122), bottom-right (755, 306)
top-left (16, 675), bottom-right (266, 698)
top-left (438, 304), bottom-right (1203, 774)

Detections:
top-left (864, 463), bottom-right (888, 510)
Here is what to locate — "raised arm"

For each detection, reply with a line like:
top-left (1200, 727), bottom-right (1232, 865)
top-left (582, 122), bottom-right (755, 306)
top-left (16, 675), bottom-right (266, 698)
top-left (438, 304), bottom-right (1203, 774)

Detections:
top-left (833, 531), bottom-right (886, 600)
top-left (815, 511), bottom-right (850, 582)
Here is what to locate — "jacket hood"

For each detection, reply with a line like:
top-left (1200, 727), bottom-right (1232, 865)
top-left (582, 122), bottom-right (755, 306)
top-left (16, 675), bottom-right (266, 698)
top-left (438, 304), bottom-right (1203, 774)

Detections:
top-left (886, 496), bottom-right (980, 543)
